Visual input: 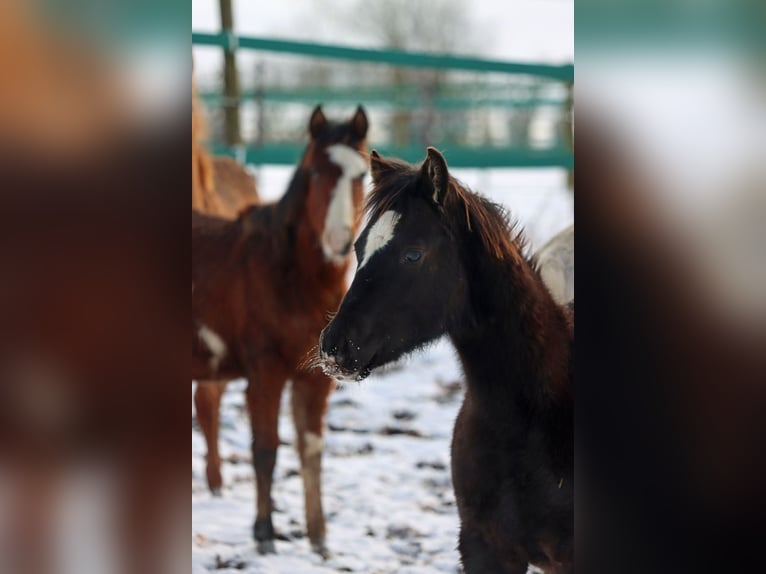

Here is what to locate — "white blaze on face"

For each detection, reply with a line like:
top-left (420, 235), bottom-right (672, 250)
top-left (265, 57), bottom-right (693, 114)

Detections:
top-left (359, 210), bottom-right (401, 270)
top-left (322, 144), bottom-right (367, 264)
top-left (198, 325), bottom-right (227, 372)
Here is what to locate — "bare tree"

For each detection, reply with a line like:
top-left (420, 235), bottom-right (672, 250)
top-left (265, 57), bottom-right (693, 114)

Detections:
top-left (336, 0), bottom-right (480, 146)
top-left (346, 0), bottom-right (476, 53)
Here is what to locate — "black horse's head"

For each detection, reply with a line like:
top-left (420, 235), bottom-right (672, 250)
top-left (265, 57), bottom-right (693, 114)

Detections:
top-left (319, 147), bottom-right (469, 381)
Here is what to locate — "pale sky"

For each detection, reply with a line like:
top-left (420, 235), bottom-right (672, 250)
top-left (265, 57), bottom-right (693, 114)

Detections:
top-left (192, 0), bottom-right (574, 81)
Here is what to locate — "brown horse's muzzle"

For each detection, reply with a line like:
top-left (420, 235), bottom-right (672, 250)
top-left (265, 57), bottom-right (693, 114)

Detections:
top-left (322, 225), bottom-right (353, 262)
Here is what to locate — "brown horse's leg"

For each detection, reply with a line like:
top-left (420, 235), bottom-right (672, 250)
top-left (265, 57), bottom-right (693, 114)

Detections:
top-left (245, 366), bottom-right (288, 555)
top-left (291, 371), bottom-right (333, 559)
top-left (193, 380), bottom-right (227, 495)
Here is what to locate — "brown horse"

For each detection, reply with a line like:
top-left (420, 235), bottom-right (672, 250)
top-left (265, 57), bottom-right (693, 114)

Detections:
top-left (319, 148), bottom-right (573, 573)
top-left (192, 61), bottom-right (259, 217)
top-left (0, 129), bottom-right (187, 574)
top-left (0, 13), bottom-right (187, 573)
top-left (192, 106), bottom-right (369, 557)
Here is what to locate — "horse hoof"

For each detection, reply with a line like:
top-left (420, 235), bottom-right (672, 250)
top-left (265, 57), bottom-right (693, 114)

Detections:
top-left (311, 540), bottom-right (331, 560)
top-left (256, 540), bottom-right (277, 555)
top-left (210, 487), bottom-right (222, 497)
top-left (206, 467), bottom-right (223, 494)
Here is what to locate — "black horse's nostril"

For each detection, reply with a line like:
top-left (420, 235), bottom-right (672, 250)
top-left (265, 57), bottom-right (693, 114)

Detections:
top-left (319, 328), bottom-right (339, 358)
top-left (329, 339), bottom-right (352, 368)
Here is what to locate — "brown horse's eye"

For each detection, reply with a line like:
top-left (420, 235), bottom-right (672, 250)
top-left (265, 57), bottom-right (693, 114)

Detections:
top-left (403, 249), bottom-right (422, 263)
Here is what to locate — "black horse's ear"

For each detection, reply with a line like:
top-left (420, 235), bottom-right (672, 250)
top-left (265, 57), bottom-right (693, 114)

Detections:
top-left (309, 105), bottom-right (327, 139)
top-left (421, 147), bottom-right (450, 205)
top-left (370, 150), bottom-right (387, 182)
top-left (351, 105), bottom-right (369, 139)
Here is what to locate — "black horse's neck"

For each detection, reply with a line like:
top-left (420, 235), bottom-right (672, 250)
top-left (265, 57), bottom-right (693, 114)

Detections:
top-left (448, 235), bottom-right (571, 414)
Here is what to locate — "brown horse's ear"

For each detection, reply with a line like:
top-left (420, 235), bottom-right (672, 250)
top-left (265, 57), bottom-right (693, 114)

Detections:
top-left (351, 105), bottom-right (369, 139)
top-left (421, 147), bottom-right (450, 205)
top-left (309, 105), bottom-right (327, 139)
top-left (370, 150), bottom-right (388, 183)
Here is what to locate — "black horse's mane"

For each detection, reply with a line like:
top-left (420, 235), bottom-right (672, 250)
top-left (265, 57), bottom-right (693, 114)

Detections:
top-left (365, 156), bottom-right (536, 269)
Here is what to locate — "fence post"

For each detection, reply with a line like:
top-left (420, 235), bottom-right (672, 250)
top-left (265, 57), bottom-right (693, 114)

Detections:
top-left (564, 82), bottom-right (574, 191)
top-left (219, 0), bottom-right (241, 146)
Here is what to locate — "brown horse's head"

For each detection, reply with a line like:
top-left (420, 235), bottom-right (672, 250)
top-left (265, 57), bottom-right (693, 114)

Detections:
top-left (300, 105), bottom-right (369, 264)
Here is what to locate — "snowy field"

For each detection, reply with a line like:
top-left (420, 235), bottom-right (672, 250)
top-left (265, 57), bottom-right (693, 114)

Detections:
top-left (192, 167), bottom-right (573, 574)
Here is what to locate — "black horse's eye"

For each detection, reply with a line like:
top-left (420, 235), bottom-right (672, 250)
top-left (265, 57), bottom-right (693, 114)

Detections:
top-left (403, 249), bottom-right (422, 263)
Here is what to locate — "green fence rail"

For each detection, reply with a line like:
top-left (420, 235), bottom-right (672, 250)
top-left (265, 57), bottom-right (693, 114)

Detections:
top-left (192, 32), bottom-right (574, 81)
top-left (193, 31), bottom-right (574, 169)
top-left (212, 144), bottom-right (574, 170)
top-left (200, 91), bottom-right (565, 111)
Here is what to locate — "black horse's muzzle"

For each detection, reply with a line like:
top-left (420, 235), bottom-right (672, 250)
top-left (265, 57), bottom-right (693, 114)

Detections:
top-left (318, 322), bottom-right (373, 382)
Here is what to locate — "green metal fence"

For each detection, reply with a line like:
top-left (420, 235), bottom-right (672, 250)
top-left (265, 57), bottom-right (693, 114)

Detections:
top-left (192, 32), bottom-right (574, 169)
top-left (199, 85), bottom-right (564, 111)
top-left (193, 32), bottom-right (573, 80)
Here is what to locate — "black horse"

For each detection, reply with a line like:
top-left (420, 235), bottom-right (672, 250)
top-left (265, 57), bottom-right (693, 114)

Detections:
top-left (319, 148), bottom-right (573, 573)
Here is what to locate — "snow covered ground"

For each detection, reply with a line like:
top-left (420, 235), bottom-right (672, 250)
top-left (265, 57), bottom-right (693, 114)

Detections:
top-left (192, 168), bottom-right (572, 574)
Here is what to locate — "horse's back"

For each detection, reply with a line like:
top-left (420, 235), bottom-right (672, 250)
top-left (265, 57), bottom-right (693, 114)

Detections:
top-left (212, 157), bottom-right (260, 216)
top-left (192, 210), bottom-right (245, 285)
top-left (192, 209), bottom-right (234, 245)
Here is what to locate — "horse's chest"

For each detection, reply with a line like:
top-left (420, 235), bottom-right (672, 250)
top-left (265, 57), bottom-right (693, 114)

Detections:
top-left (451, 394), bottom-right (572, 550)
top-left (452, 404), bottom-right (527, 509)
top-left (247, 280), bottom-right (341, 353)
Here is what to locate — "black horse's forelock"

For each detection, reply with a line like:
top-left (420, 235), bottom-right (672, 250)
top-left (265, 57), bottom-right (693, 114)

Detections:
top-left (365, 157), bottom-right (419, 222)
top-left (365, 157), bottom-right (537, 269)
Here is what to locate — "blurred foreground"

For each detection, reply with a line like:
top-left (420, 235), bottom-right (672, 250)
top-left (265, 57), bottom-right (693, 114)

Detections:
top-left (0, 2), bottom-right (187, 574)
top-left (577, 2), bottom-right (766, 570)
